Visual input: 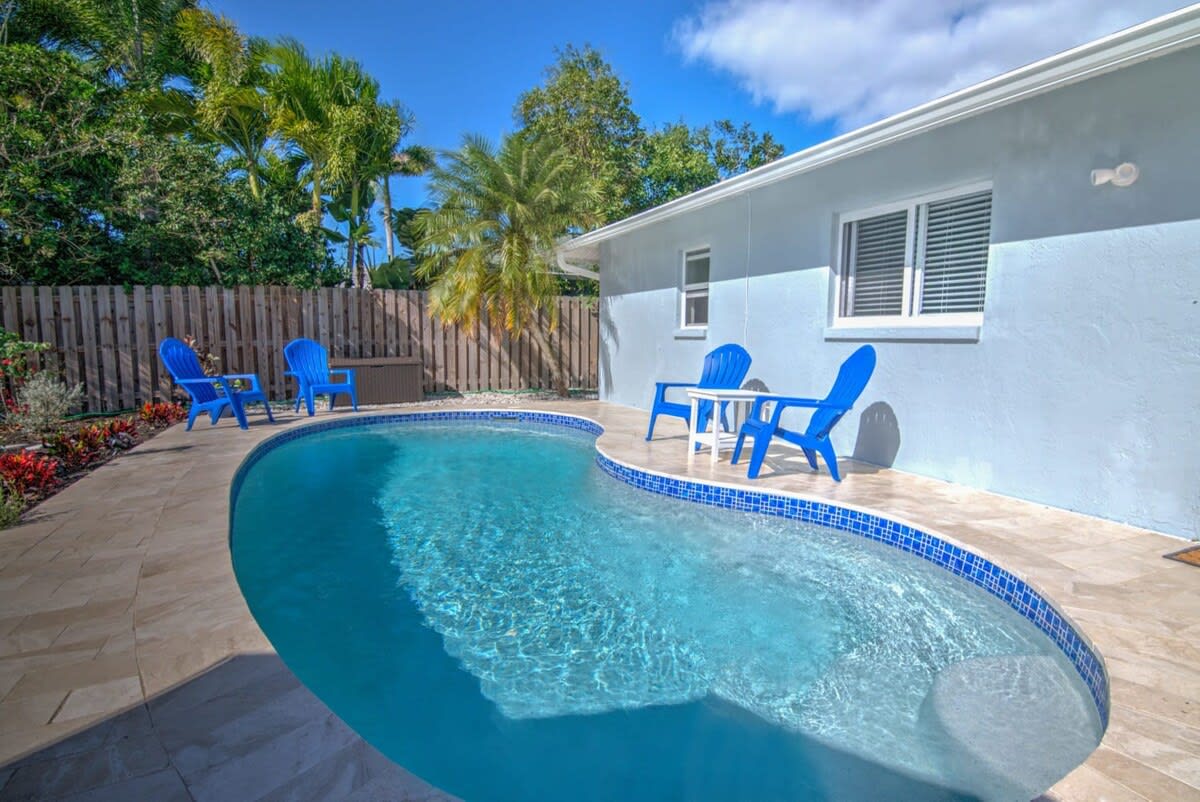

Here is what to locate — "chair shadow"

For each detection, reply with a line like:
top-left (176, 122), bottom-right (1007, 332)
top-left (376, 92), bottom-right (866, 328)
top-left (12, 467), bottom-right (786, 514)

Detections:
top-left (753, 451), bottom-right (884, 479)
top-left (851, 401), bottom-right (901, 468)
top-left (121, 444), bottom-right (195, 457)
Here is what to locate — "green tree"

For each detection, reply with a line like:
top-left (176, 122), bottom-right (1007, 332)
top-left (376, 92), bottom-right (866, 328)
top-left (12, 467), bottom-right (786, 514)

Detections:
top-left (151, 7), bottom-right (272, 199)
top-left (0, 47), bottom-right (337, 289)
top-left (638, 119), bottom-right (784, 210)
top-left (415, 134), bottom-right (599, 395)
top-left (264, 38), bottom-right (343, 225)
top-left (369, 206), bottom-right (430, 290)
top-left (515, 44), bottom-right (643, 223)
top-left (703, 119), bottom-right (784, 179)
top-left (638, 122), bottom-right (718, 210)
top-left (0, 43), bottom-right (122, 282)
top-left (325, 95), bottom-right (400, 287)
top-left (378, 143), bottom-right (433, 263)
top-left (8, 0), bottom-right (198, 87)
top-left (107, 135), bottom-right (336, 286)
top-left (266, 40), bottom-right (418, 286)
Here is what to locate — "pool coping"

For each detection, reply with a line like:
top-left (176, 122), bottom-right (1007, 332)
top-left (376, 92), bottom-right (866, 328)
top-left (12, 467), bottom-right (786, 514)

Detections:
top-left (230, 409), bottom-right (1109, 731)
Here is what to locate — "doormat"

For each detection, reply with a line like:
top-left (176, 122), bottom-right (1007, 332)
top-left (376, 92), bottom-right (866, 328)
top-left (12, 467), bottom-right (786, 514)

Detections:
top-left (1164, 544), bottom-right (1200, 567)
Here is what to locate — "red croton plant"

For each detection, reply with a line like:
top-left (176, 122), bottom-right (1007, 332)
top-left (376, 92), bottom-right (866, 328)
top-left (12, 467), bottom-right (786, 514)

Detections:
top-left (0, 450), bottom-right (60, 497)
top-left (139, 402), bottom-right (187, 428)
top-left (42, 419), bottom-right (140, 472)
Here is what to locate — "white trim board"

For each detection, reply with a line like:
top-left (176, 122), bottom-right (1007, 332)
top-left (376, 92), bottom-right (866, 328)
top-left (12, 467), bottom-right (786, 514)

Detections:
top-left (559, 5), bottom-right (1200, 257)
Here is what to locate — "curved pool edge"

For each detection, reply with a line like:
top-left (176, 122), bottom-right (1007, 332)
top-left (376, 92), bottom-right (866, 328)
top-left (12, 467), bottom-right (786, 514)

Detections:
top-left (227, 408), bottom-right (1110, 735)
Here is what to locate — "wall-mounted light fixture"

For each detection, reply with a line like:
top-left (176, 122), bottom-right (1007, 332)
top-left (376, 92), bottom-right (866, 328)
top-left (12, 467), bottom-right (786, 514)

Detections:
top-left (1091, 162), bottom-right (1139, 187)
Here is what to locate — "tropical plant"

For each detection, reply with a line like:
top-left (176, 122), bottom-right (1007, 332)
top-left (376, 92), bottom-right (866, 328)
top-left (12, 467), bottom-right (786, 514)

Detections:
top-left (415, 134), bottom-right (600, 396)
top-left (0, 484), bottom-right (24, 529)
top-left (7, 0), bottom-right (198, 87)
top-left (264, 39), bottom-right (353, 223)
top-left (7, 372), bottom-right (83, 439)
top-left (368, 206), bottom-right (431, 290)
top-left (43, 423), bottom-right (109, 471)
top-left (0, 449), bottom-right (60, 497)
top-left (0, 329), bottom-right (51, 387)
top-left (99, 417), bottom-right (138, 448)
top-left (181, 334), bottom-right (220, 375)
top-left (0, 43), bottom-right (123, 282)
top-left (1, 3), bottom-right (426, 289)
top-left (514, 45), bottom-right (785, 222)
top-left (1, 38), bottom-right (338, 286)
top-left (139, 401), bottom-right (186, 427)
top-left (378, 144), bottom-right (434, 263)
top-left (43, 417), bottom-right (137, 471)
top-left (152, 7), bottom-right (272, 198)
top-left (0, 327), bottom-right (49, 416)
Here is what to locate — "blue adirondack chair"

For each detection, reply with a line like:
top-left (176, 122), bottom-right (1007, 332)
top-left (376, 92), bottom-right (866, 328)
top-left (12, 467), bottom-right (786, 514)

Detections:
top-left (158, 338), bottom-right (275, 431)
top-left (732, 345), bottom-right (876, 482)
top-left (283, 338), bottom-right (357, 416)
top-left (645, 343), bottom-right (752, 441)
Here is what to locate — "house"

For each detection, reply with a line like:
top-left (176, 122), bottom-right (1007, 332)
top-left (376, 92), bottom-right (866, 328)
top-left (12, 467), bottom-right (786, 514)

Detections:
top-left (558, 7), bottom-right (1200, 538)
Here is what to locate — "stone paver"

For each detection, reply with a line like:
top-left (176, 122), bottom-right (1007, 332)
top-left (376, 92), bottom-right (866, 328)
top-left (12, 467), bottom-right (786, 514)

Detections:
top-left (0, 401), bottom-right (1195, 801)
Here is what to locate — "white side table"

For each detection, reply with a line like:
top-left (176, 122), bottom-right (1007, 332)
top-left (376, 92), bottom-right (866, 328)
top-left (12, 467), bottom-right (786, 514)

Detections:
top-left (684, 388), bottom-right (767, 465)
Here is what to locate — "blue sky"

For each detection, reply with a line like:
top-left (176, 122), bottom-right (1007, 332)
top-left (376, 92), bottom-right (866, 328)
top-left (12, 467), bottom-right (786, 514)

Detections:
top-left (208, 0), bottom-right (1182, 249)
top-left (208, 0), bottom-right (838, 212)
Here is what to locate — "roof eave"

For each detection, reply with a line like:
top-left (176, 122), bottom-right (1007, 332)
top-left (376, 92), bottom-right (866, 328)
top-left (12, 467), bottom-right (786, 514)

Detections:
top-left (558, 4), bottom-right (1200, 255)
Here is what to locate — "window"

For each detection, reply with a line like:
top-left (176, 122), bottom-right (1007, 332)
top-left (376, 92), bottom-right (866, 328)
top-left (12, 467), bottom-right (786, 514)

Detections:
top-left (836, 186), bottom-right (992, 326)
top-left (681, 248), bottom-right (710, 328)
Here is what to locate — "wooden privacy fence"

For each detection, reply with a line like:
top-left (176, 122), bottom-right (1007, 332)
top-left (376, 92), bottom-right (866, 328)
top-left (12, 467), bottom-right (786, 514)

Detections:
top-left (1, 285), bottom-right (599, 413)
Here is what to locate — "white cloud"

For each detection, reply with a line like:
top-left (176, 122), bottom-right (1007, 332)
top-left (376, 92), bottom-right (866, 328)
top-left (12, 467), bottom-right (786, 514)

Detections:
top-left (674, 0), bottom-right (1187, 129)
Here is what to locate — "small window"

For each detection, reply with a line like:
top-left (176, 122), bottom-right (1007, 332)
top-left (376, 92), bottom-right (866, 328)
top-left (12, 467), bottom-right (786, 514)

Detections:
top-left (837, 186), bottom-right (992, 325)
top-left (681, 248), bottom-right (710, 328)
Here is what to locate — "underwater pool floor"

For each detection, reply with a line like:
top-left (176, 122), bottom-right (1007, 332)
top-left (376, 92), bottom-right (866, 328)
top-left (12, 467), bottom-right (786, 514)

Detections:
top-left (0, 401), bottom-right (1196, 801)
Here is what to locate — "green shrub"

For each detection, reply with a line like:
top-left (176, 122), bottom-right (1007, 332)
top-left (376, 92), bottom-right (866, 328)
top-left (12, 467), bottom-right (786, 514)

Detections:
top-left (6, 373), bottom-right (83, 439)
top-left (0, 484), bottom-right (23, 529)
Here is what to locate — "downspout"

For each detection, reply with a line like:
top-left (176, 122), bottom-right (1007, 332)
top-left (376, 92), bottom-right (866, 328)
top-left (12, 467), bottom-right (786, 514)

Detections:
top-left (555, 250), bottom-right (599, 279)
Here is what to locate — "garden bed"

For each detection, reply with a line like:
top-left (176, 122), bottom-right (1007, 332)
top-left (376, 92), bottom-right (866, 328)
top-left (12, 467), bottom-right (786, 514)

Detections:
top-left (0, 402), bottom-right (188, 528)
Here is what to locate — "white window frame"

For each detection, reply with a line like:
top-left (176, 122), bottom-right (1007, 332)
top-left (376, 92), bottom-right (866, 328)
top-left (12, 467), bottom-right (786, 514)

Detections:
top-left (832, 181), bottom-right (992, 329)
top-left (680, 247), bottom-right (711, 330)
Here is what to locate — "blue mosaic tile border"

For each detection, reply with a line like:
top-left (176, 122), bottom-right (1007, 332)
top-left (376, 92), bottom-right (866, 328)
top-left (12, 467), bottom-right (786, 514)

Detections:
top-left (228, 410), bottom-right (1109, 728)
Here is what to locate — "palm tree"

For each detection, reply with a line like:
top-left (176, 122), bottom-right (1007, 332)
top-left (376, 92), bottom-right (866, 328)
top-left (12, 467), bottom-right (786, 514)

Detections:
top-left (264, 38), bottom-right (350, 225)
top-left (267, 40), bottom-right (392, 286)
top-left (10, 0), bottom-right (196, 86)
top-left (326, 97), bottom-right (397, 287)
top-left (378, 141), bottom-right (434, 262)
top-left (415, 134), bottom-right (599, 396)
top-left (151, 8), bottom-right (271, 198)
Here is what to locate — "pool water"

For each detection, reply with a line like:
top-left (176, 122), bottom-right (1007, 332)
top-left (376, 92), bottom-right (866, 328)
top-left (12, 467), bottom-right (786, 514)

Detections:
top-left (231, 421), bottom-right (1102, 801)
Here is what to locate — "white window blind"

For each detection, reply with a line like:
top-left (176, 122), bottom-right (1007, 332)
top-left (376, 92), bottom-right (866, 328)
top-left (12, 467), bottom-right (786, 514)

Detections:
top-left (846, 210), bottom-right (908, 317)
top-left (919, 190), bottom-right (992, 314)
top-left (681, 249), bottom-right (710, 328)
top-left (838, 186), bottom-right (993, 324)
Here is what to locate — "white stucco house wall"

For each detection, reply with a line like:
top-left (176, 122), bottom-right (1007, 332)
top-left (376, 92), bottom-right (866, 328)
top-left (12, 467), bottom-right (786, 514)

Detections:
top-left (559, 7), bottom-right (1200, 538)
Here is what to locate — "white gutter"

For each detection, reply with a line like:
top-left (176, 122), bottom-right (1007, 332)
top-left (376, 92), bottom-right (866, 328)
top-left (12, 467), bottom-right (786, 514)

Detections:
top-left (556, 246), bottom-right (599, 279)
top-left (558, 4), bottom-right (1200, 254)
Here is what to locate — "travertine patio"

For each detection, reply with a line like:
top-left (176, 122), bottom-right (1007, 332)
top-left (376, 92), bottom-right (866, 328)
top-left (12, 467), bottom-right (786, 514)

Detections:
top-left (0, 401), bottom-right (1196, 801)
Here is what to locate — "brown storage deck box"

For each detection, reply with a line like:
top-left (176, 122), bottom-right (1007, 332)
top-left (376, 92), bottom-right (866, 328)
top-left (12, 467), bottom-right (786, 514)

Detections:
top-left (329, 356), bottom-right (424, 405)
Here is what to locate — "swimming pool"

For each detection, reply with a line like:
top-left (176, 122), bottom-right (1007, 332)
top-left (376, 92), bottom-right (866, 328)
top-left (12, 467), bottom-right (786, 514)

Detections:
top-left (231, 413), bottom-right (1104, 801)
